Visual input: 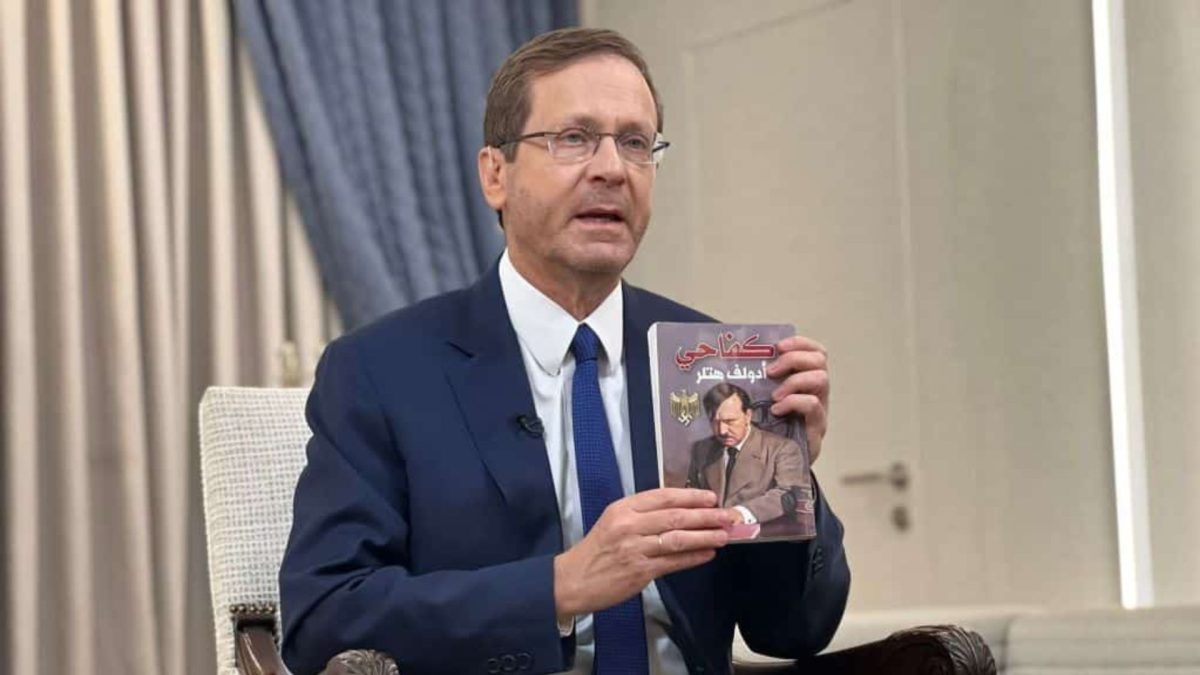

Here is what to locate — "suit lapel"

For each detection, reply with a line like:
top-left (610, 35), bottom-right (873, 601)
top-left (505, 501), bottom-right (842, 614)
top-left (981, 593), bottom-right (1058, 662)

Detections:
top-left (444, 266), bottom-right (562, 553)
top-left (624, 286), bottom-right (709, 660)
top-left (622, 286), bottom-right (662, 495)
top-left (701, 442), bottom-right (726, 501)
top-left (728, 428), bottom-right (768, 499)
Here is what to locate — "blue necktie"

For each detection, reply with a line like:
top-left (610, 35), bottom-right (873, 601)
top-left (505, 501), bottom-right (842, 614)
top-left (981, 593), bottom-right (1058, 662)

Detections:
top-left (570, 324), bottom-right (649, 675)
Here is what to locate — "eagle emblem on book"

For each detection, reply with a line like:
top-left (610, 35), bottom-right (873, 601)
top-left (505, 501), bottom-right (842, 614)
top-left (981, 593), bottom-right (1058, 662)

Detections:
top-left (670, 390), bottom-right (700, 426)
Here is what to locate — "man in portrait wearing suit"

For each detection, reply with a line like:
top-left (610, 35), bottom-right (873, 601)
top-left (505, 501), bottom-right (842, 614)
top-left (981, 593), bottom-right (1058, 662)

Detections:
top-left (279, 27), bottom-right (849, 675)
top-left (687, 383), bottom-right (810, 527)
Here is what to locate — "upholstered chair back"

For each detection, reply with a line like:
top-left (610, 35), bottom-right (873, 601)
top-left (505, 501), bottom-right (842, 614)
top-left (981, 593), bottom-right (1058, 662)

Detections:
top-left (199, 386), bottom-right (311, 675)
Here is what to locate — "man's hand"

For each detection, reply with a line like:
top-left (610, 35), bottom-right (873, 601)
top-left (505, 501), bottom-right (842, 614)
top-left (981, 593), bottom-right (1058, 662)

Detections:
top-left (765, 335), bottom-right (830, 463)
top-left (553, 488), bottom-right (733, 621)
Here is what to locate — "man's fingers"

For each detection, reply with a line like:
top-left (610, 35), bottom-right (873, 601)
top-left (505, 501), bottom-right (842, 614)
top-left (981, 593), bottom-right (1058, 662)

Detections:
top-left (664, 528), bottom-right (730, 553)
top-left (765, 348), bottom-right (827, 378)
top-left (626, 487), bottom-right (718, 512)
top-left (776, 335), bottom-right (827, 355)
top-left (635, 507), bottom-right (735, 535)
top-left (645, 528), bottom-right (729, 556)
top-left (770, 393), bottom-right (825, 423)
top-left (771, 369), bottom-right (830, 403)
top-left (763, 336), bottom-right (832, 464)
top-left (769, 393), bottom-right (827, 463)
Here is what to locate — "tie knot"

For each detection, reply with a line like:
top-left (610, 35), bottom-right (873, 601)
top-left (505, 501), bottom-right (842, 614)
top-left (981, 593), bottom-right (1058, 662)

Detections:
top-left (571, 323), bottom-right (602, 363)
top-left (727, 446), bottom-right (739, 460)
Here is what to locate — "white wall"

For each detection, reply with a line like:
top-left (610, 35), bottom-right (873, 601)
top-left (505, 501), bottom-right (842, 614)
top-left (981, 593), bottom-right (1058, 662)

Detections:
top-left (899, 0), bottom-right (1116, 609)
top-left (1127, 0), bottom-right (1200, 606)
top-left (585, 0), bottom-right (1121, 610)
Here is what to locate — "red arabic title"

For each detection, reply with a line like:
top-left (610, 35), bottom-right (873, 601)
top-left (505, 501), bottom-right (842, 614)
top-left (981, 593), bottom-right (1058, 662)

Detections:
top-left (674, 332), bottom-right (777, 372)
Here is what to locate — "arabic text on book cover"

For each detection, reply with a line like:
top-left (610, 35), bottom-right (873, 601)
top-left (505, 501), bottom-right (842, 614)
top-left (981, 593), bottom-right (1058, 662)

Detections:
top-left (649, 323), bottom-right (816, 542)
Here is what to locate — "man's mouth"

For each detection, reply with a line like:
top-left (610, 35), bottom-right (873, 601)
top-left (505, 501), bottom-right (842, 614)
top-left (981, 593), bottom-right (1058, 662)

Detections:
top-left (573, 207), bottom-right (626, 224)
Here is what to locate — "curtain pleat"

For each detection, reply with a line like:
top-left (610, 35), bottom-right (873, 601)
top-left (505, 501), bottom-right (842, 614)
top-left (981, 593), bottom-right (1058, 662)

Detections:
top-left (200, 0), bottom-right (240, 387)
top-left (92, 1), bottom-right (164, 670)
top-left (45, 0), bottom-right (98, 671)
top-left (127, 0), bottom-right (188, 671)
top-left (2, 1), bottom-right (40, 672)
top-left (235, 0), bottom-right (576, 328)
top-left (241, 42), bottom-right (288, 388)
top-left (0, 1), bottom-right (335, 672)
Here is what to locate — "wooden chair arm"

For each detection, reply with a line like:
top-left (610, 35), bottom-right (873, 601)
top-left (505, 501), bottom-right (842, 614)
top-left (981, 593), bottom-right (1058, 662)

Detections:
top-left (235, 625), bottom-right (288, 675)
top-left (736, 624), bottom-right (996, 675)
top-left (321, 649), bottom-right (400, 675)
top-left (231, 603), bottom-right (287, 675)
top-left (233, 620), bottom-right (399, 675)
top-left (230, 601), bottom-right (400, 675)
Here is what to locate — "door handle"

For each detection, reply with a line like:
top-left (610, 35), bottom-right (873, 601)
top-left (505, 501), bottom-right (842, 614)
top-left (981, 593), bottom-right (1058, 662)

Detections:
top-left (840, 462), bottom-right (910, 491)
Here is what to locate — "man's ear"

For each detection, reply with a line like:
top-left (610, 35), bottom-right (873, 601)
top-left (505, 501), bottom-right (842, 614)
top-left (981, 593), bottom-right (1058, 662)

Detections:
top-left (478, 147), bottom-right (507, 212)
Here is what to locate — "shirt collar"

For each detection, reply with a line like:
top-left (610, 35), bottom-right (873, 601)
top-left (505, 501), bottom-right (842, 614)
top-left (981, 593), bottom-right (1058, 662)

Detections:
top-left (498, 249), bottom-right (624, 376)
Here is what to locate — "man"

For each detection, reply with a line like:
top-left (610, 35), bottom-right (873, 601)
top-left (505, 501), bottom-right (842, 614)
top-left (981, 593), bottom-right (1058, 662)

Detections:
top-left (687, 384), bottom-right (809, 526)
top-left (280, 28), bottom-right (848, 675)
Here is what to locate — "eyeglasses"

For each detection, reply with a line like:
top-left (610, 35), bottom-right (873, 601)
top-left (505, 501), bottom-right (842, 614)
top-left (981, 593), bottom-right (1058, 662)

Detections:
top-left (497, 127), bottom-right (670, 165)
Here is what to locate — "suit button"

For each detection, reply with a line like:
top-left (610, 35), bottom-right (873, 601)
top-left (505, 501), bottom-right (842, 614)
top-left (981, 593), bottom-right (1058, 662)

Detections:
top-left (486, 657), bottom-right (501, 673)
top-left (501, 654), bottom-right (517, 671)
top-left (516, 652), bottom-right (533, 670)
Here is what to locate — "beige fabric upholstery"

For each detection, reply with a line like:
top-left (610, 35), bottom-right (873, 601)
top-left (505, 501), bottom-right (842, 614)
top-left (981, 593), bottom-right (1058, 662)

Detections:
top-left (1006, 605), bottom-right (1200, 675)
top-left (200, 387), bottom-right (312, 675)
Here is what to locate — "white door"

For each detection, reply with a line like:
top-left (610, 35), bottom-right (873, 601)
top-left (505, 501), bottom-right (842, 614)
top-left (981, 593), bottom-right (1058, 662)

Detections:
top-left (586, 0), bottom-right (1118, 611)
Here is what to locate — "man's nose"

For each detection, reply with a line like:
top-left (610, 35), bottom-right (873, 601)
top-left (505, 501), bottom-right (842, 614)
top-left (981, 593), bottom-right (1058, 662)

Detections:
top-left (585, 135), bottom-right (626, 183)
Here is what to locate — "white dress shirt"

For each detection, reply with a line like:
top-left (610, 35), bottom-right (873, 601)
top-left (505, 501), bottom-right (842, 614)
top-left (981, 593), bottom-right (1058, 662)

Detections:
top-left (498, 251), bottom-right (687, 675)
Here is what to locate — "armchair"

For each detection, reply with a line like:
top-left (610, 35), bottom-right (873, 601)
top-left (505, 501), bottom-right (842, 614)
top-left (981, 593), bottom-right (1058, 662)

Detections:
top-left (199, 386), bottom-right (994, 675)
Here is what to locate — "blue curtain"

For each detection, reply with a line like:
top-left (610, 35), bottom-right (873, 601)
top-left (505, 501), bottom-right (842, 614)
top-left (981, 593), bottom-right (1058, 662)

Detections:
top-left (235, 0), bottom-right (576, 328)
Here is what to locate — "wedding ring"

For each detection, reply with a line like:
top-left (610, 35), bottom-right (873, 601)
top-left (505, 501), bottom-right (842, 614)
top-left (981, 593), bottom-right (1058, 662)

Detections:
top-left (657, 534), bottom-right (665, 552)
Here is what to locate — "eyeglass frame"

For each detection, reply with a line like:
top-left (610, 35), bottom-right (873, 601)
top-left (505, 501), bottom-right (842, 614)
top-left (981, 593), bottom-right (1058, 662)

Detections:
top-left (495, 127), bottom-right (671, 166)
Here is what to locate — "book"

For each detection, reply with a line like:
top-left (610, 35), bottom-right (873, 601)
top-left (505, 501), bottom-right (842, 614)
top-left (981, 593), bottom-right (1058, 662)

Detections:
top-left (649, 322), bottom-right (816, 542)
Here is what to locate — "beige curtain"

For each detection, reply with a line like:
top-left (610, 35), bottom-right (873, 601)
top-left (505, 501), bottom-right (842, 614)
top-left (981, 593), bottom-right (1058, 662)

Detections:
top-left (1, 1), bottom-right (338, 672)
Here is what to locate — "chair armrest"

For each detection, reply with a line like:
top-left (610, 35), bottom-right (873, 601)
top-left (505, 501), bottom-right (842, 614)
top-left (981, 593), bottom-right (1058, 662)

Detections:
top-left (230, 601), bottom-right (400, 674)
top-left (735, 625), bottom-right (996, 675)
top-left (237, 626), bottom-right (988, 675)
top-left (232, 603), bottom-right (287, 675)
top-left (233, 624), bottom-right (399, 675)
top-left (321, 650), bottom-right (399, 675)
top-left (235, 624), bottom-right (288, 675)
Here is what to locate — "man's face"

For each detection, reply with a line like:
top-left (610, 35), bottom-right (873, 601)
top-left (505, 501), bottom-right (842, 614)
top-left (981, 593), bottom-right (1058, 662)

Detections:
top-left (711, 395), bottom-right (752, 448)
top-left (485, 54), bottom-right (658, 281)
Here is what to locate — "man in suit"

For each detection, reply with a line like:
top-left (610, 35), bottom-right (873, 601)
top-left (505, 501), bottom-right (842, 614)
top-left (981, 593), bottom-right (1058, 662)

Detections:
top-left (280, 27), bottom-right (849, 675)
top-left (687, 383), bottom-right (810, 526)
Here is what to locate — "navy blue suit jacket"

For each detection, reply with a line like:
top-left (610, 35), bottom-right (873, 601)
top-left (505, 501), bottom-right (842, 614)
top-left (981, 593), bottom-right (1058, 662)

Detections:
top-left (280, 265), bottom-right (850, 675)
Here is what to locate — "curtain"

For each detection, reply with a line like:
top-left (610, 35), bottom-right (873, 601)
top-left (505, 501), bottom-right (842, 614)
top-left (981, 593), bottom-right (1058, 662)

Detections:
top-left (235, 0), bottom-right (577, 328)
top-left (0, 1), bottom-right (337, 673)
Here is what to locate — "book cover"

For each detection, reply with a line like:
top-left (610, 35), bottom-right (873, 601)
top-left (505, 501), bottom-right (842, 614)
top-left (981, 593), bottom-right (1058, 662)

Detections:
top-left (649, 323), bottom-right (816, 542)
